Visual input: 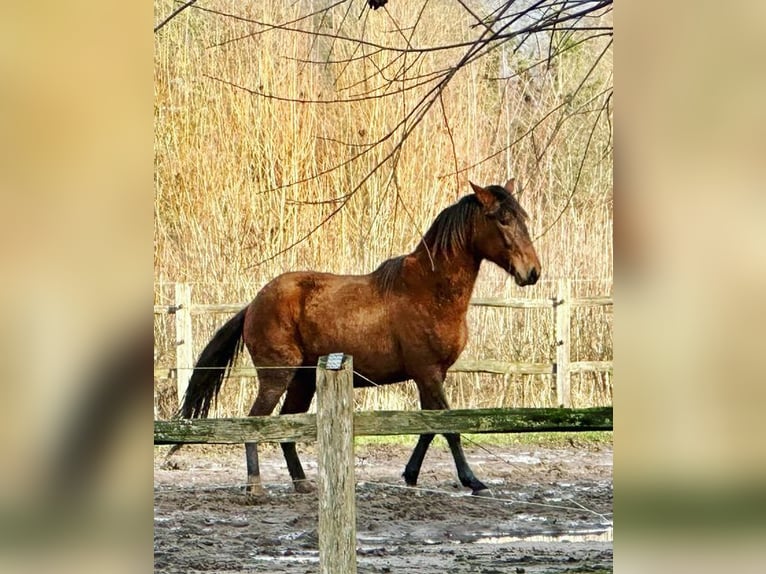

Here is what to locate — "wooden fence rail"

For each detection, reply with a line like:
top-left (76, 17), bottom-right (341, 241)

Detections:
top-left (154, 280), bottom-right (612, 408)
top-left (154, 406), bottom-right (613, 444)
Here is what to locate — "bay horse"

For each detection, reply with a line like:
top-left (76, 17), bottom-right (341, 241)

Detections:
top-left (178, 179), bottom-right (540, 496)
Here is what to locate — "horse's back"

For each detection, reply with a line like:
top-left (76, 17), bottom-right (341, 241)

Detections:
top-left (244, 271), bottom-right (405, 380)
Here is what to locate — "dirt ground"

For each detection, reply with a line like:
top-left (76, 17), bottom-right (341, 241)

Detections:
top-left (154, 440), bottom-right (612, 573)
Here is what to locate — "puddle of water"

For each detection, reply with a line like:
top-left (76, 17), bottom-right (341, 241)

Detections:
top-left (248, 553), bottom-right (320, 564)
top-left (473, 527), bottom-right (613, 544)
top-left (277, 531), bottom-right (305, 542)
top-left (287, 527), bottom-right (612, 555)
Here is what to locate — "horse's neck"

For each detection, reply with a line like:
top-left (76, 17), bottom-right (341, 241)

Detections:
top-left (407, 245), bottom-right (480, 309)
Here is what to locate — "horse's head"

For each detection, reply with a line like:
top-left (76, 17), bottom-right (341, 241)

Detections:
top-left (470, 179), bottom-right (541, 286)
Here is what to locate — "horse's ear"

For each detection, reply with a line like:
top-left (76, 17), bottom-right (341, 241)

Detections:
top-left (504, 178), bottom-right (516, 194)
top-left (470, 181), bottom-right (497, 210)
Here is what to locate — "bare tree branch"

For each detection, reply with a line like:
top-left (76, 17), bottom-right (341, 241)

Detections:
top-left (154, 0), bottom-right (198, 33)
top-left (158, 0), bottom-right (613, 262)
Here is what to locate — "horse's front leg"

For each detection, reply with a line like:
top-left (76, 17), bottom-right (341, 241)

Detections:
top-left (405, 375), bottom-right (491, 496)
top-left (403, 433), bottom-right (435, 486)
top-left (444, 431), bottom-right (491, 496)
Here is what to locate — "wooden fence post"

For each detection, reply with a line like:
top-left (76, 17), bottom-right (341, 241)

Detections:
top-left (316, 353), bottom-right (356, 574)
top-left (174, 283), bottom-right (193, 406)
top-left (555, 279), bottom-right (572, 408)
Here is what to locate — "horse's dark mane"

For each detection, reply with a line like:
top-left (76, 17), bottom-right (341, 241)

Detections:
top-left (425, 187), bottom-right (527, 253)
top-left (371, 197), bottom-right (478, 293)
top-left (372, 187), bottom-right (527, 293)
top-left (372, 255), bottom-right (406, 293)
top-left (494, 185), bottom-right (529, 220)
top-left (424, 194), bottom-right (482, 256)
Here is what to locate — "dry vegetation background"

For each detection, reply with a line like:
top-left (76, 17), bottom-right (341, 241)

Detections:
top-left (153, 0), bottom-right (613, 418)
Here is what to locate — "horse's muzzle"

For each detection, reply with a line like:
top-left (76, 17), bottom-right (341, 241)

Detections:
top-left (513, 266), bottom-right (539, 286)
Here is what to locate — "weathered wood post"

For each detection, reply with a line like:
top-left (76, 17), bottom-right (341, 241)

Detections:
top-left (316, 353), bottom-right (356, 574)
top-left (554, 278), bottom-right (572, 407)
top-left (174, 282), bottom-right (193, 406)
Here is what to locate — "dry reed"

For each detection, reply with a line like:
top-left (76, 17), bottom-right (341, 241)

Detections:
top-left (154, 0), bottom-right (613, 418)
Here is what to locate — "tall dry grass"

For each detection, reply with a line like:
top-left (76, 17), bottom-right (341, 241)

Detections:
top-left (153, 0), bottom-right (613, 418)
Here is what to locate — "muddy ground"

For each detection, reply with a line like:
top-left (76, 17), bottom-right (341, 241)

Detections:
top-left (154, 440), bottom-right (612, 573)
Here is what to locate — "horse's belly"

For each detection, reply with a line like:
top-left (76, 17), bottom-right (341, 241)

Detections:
top-left (299, 306), bottom-right (404, 381)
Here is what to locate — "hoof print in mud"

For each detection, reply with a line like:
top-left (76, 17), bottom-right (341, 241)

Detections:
top-left (293, 480), bottom-right (316, 494)
top-left (243, 487), bottom-right (267, 502)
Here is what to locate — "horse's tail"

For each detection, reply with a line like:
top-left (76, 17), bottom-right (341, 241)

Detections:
top-left (179, 307), bottom-right (248, 419)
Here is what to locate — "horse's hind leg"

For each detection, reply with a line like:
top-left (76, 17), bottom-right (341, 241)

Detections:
top-left (279, 371), bottom-right (317, 493)
top-left (245, 369), bottom-right (292, 496)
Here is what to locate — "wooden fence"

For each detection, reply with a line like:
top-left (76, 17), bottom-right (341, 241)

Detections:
top-left (153, 279), bottom-right (612, 408)
top-left (154, 354), bottom-right (613, 573)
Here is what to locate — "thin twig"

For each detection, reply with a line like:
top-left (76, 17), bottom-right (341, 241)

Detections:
top-left (154, 0), bottom-right (198, 33)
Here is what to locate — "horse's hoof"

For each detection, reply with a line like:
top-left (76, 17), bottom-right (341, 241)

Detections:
top-left (246, 483), bottom-right (266, 498)
top-left (472, 488), bottom-right (494, 497)
top-left (293, 479), bottom-right (316, 494)
top-left (160, 458), bottom-right (180, 470)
